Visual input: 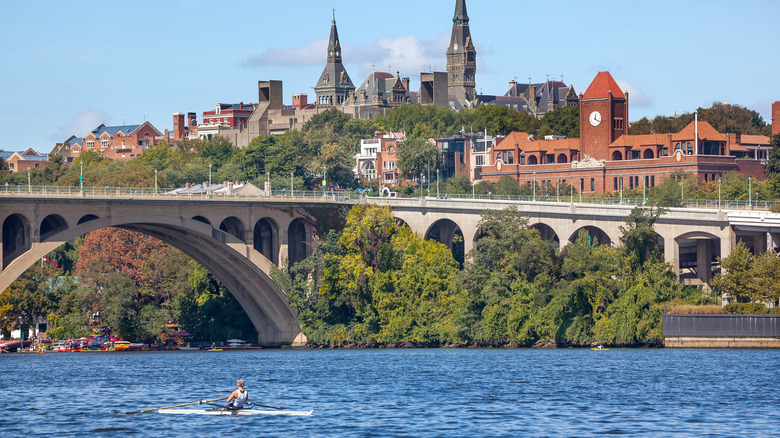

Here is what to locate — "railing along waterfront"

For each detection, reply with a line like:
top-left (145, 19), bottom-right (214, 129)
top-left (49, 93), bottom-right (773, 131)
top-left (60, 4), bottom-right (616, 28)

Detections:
top-left (0, 184), bottom-right (775, 210)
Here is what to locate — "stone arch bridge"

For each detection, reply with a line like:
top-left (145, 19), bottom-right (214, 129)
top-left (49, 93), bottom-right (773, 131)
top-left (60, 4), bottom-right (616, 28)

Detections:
top-left (2, 193), bottom-right (779, 345)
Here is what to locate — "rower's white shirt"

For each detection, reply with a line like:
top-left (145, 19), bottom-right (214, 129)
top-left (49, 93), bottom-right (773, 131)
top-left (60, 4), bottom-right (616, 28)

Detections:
top-left (234, 389), bottom-right (248, 408)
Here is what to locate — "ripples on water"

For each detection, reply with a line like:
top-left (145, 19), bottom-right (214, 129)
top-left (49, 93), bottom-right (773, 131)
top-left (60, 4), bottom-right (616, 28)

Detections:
top-left (0, 349), bottom-right (777, 437)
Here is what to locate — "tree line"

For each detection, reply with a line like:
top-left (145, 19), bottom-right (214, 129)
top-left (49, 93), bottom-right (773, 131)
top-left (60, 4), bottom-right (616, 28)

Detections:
top-left (273, 204), bottom-right (710, 348)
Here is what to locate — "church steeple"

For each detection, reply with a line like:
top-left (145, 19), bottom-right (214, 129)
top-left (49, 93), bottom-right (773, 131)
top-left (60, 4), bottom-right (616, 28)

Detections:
top-left (327, 8), bottom-right (342, 63)
top-left (315, 10), bottom-right (355, 107)
top-left (446, 0), bottom-right (476, 105)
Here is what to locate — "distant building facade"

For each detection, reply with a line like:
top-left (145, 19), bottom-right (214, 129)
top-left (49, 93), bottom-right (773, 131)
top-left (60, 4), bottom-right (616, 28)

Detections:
top-left (479, 71), bottom-right (767, 195)
top-left (5, 149), bottom-right (47, 172)
top-left (51, 122), bottom-right (163, 163)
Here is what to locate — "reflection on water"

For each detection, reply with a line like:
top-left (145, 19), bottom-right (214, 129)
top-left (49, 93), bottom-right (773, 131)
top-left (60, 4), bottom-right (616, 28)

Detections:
top-left (0, 349), bottom-right (777, 437)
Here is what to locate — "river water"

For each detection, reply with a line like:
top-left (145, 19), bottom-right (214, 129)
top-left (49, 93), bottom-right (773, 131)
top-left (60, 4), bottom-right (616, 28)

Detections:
top-left (0, 348), bottom-right (777, 437)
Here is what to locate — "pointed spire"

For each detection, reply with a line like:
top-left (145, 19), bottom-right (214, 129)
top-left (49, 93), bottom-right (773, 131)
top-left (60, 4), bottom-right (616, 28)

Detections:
top-left (453, 0), bottom-right (469, 26)
top-left (327, 10), bottom-right (342, 63)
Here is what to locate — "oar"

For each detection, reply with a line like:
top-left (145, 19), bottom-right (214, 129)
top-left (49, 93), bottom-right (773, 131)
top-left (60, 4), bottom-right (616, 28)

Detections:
top-left (250, 402), bottom-right (287, 410)
top-left (125, 397), bottom-right (227, 415)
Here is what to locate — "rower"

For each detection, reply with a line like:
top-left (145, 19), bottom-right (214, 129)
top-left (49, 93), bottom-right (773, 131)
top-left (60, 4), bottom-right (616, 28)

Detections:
top-left (224, 379), bottom-right (249, 410)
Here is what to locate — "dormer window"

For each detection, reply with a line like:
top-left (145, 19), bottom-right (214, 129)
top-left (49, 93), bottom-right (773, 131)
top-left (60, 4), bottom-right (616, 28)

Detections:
top-left (101, 139), bottom-right (109, 148)
top-left (86, 140), bottom-right (94, 149)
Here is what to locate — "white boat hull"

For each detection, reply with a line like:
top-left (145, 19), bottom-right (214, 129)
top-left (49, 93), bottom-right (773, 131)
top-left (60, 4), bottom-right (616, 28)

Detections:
top-left (160, 408), bottom-right (313, 416)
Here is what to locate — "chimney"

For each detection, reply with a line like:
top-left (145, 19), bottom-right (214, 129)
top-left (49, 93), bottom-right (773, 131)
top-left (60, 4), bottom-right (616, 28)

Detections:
top-left (402, 77), bottom-right (410, 92)
top-left (239, 102), bottom-right (244, 110)
top-left (173, 113), bottom-right (185, 141)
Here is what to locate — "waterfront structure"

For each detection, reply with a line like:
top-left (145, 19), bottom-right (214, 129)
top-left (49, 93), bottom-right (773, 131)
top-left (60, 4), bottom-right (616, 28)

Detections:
top-left (446, 0), bottom-right (476, 106)
top-left (4, 194), bottom-right (780, 342)
top-left (480, 71), bottom-right (767, 195)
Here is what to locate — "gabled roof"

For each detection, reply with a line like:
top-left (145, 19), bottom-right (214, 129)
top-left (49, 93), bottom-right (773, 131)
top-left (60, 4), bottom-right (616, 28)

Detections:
top-left (672, 120), bottom-right (725, 142)
top-left (738, 134), bottom-right (770, 146)
top-left (610, 133), bottom-right (669, 148)
top-left (582, 71), bottom-right (625, 100)
top-left (495, 131), bottom-right (578, 153)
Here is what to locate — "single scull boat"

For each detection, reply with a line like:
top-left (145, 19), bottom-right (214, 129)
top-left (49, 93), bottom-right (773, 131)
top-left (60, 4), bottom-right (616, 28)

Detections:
top-left (160, 408), bottom-right (313, 416)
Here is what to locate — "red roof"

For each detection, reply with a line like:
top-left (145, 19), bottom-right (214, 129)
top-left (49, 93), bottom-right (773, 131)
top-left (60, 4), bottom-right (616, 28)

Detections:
top-left (582, 71), bottom-right (625, 99)
top-left (672, 120), bottom-right (725, 142)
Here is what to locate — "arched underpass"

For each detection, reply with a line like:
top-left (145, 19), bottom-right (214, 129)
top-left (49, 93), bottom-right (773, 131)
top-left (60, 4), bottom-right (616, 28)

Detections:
top-left (0, 217), bottom-right (304, 346)
top-left (569, 226), bottom-right (612, 246)
top-left (676, 232), bottom-right (721, 284)
top-left (425, 219), bottom-right (465, 266)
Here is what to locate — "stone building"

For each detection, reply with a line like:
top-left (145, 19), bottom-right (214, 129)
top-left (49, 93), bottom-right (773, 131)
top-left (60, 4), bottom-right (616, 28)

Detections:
top-left (446, 0), bottom-right (476, 107)
top-left (314, 12), bottom-right (355, 107)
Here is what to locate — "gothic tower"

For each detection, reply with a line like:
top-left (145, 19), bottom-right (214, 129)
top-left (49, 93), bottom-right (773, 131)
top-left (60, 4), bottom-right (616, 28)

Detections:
top-left (446, 0), bottom-right (476, 105)
top-left (314, 11), bottom-right (355, 107)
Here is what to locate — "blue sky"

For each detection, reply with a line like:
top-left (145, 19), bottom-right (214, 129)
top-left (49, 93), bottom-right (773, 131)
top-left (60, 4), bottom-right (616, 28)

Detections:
top-left (1, 0), bottom-right (777, 152)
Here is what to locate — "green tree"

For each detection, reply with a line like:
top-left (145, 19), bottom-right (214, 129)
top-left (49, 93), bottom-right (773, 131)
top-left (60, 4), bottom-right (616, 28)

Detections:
top-left (619, 207), bottom-right (665, 268)
top-left (711, 242), bottom-right (755, 302)
top-left (540, 105), bottom-right (579, 138)
top-left (397, 138), bottom-right (439, 181)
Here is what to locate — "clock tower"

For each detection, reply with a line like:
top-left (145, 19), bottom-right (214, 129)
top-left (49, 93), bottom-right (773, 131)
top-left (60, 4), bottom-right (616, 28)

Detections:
top-left (579, 71), bottom-right (629, 161)
top-left (446, 0), bottom-right (476, 105)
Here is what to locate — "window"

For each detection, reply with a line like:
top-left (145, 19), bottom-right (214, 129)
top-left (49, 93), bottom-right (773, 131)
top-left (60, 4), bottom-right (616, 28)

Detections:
top-left (9, 163), bottom-right (14, 170)
top-left (629, 177), bottom-right (634, 190)
top-left (475, 155), bottom-right (485, 166)
top-left (631, 150), bottom-right (641, 159)
top-left (35, 163), bottom-right (40, 168)
top-left (686, 142), bottom-right (693, 155)
top-left (508, 152), bottom-right (514, 164)
top-left (546, 154), bottom-right (555, 163)
top-left (579, 179), bottom-right (584, 192)
top-left (101, 140), bottom-right (109, 149)
top-left (590, 178), bottom-right (595, 192)
top-left (520, 155), bottom-right (526, 165)
top-left (86, 140), bottom-right (94, 149)
top-left (650, 175), bottom-right (655, 186)
top-left (662, 148), bottom-right (668, 156)
top-left (613, 177), bottom-right (619, 191)
top-left (613, 118), bottom-right (624, 130)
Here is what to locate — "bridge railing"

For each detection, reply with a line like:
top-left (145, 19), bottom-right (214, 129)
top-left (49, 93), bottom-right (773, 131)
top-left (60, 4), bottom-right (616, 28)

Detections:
top-left (0, 185), bottom-right (358, 203)
top-left (0, 184), bottom-right (775, 210)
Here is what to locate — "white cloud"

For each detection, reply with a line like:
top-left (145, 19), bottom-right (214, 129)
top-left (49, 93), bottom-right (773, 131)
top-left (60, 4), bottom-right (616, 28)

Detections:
top-left (616, 80), bottom-right (653, 108)
top-left (244, 38), bottom-right (327, 67)
top-left (49, 109), bottom-right (111, 141)
top-left (243, 33), bottom-right (449, 77)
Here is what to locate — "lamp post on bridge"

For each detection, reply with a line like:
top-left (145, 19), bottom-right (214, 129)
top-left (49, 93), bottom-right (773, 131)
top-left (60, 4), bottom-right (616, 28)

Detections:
top-left (749, 176), bottom-right (752, 209)
top-left (154, 169), bottom-right (158, 195)
top-left (208, 163), bottom-right (212, 196)
top-left (291, 172), bottom-right (294, 198)
top-left (533, 171), bottom-right (536, 202)
top-left (79, 162), bottom-right (83, 195)
top-left (718, 178), bottom-right (721, 209)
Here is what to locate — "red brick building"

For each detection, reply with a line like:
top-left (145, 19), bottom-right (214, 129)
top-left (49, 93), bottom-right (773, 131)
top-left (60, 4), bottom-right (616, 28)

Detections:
top-left (773, 101), bottom-right (780, 136)
top-left (79, 122), bottom-right (163, 161)
top-left (480, 71), bottom-right (766, 194)
top-left (5, 149), bottom-right (47, 172)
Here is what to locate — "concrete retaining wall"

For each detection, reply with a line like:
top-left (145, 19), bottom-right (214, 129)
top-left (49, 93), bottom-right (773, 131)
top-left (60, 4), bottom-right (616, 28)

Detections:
top-left (663, 314), bottom-right (780, 348)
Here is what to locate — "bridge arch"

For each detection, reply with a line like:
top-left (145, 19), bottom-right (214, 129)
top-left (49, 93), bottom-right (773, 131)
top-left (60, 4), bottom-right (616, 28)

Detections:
top-left (3, 214), bottom-right (30, 268)
top-left (569, 226), bottom-right (611, 246)
top-left (254, 218), bottom-right (278, 266)
top-left (192, 215), bottom-right (211, 225)
top-left (530, 222), bottom-right (560, 245)
top-left (675, 231), bottom-right (721, 284)
top-left (40, 214), bottom-right (68, 241)
top-left (0, 214), bottom-right (303, 346)
top-left (425, 219), bottom-right (465, 266)
top-left (288, 218), bottom-right (312, 266)
top-left (77, 214), bottom-right (99, 225)
top-left (219, 216), bottom-right (245, 241)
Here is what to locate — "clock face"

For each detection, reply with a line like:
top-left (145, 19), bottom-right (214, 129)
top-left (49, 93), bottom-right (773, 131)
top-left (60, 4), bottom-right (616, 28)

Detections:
top-left (589, 111), bottom-right (602, 126)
